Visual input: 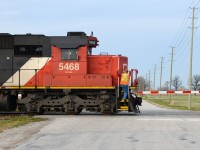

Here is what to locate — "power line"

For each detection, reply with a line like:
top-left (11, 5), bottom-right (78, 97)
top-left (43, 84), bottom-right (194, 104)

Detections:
top-left (159, 1), bottom-right (199, 91)
top-left (174, 40), bottom-right (190, 67)
top-left (171, 1), bottom-right (198, 49)
top-left (171, 7), bottom-right (191, 47)
top-left (174, 7), bottom-right (198, 66)
top-left (174, 21), bottom-right (199, 65)
top-left (161, 3), bottom-right (193, 60)
top-left (195, 0), bottom-right (200, 7)
top-left (175, 27), bottom-right (190, 48)
top-left (175, 30), bottom-right (190, 52)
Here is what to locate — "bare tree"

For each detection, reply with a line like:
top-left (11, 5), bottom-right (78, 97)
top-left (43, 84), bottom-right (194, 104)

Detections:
top-left (163, 81), bottom-right (170, 90)
top-left (137, 76), bottom-right (152, 91)
top-left (172, 76), bottom-right (182, 91)
top-left (137, 76), bottom-right (146, 91)
top-left (192, 74), bottom-right (200, 90)
top-left (158, 81), bottom-right (169, 91)
top-left (146, 80), bottom-right (152, 90)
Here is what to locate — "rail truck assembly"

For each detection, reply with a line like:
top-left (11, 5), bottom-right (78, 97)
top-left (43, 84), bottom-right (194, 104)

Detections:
top-left (0, 32), bottom-right (142, 114)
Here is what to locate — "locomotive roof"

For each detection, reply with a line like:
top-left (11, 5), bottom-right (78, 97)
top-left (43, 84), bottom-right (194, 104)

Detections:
top-left (50, 35), bottom-right (88, 49)
top-left (0, 32), bottom-right (98, 51)
top-left (0, 32), bottom-right (97, 49)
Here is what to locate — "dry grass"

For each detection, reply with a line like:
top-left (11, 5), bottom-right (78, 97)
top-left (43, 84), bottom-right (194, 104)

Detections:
top-left (144, 94), bottom-right (200, 111)
top-left (0, 115), bottom-right (45, 132)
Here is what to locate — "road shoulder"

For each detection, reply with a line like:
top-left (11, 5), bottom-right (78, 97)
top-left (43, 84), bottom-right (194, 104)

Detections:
top-left (0, 119), bottom-right (50, 150)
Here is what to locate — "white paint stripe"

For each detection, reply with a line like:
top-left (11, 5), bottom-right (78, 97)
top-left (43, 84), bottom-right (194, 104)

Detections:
top-left (143, 91), bottom-right (151, 94)
top-left (158, 91), bottom-right (167, 94)
top-left (175, 91), bottom-right (183, 94)
top-left (137, 118), bottom-right (183, 121)
top-left (191, 91), bottom-right (199, 94)
top-left (3, 57), bottom-right (51, 86)
top-left (186, 118), bottom-right (200, 122)
top-left (137, 118), bottom-right (200, 122)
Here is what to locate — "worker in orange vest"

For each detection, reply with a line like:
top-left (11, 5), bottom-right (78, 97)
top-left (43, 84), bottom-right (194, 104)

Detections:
top-left (120, 69), bottom-right (130, 100)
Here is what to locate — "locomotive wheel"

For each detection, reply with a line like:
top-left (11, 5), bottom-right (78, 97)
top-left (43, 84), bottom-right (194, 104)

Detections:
top-left (112, 105), bottom-right (117, 114)
top-left (0, 94), bottom-right (17, 111)
top-left (18, 104), bottom-right (28, 113)
top-left (38, 108), bottom-right (45, 115)
top-left (30, 102), bottom-right (38, 111)
top-left (76, 107), bottom-right (83, 115)
top-left (104, 103), bottom-right (111, 111)
top-left (100, 103), bottom-right (111, 114)
top-left (65, 106), bottom-right (82, 115)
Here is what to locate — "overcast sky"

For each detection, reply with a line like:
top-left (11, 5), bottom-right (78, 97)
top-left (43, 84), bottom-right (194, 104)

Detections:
top-left (1, 0), bottom-right (200, 89)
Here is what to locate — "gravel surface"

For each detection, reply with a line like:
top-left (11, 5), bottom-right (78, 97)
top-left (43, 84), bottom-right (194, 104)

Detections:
top-left (0, 120), bottom-right (50, 150)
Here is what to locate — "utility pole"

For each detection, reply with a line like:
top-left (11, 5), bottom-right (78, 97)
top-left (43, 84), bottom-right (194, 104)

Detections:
top-left (149, 70), bottom-right (151, 90)
top-left (159, 57), bottom-right (164, 100)
top-left (145, 73), bottom-right (148, 91)
top-left (169, 47), bottom-right (175, 102)
top-left (188, 7), bottom-right (196, 109)
top-left (146, 73), bottom-right (148, 81)
top-left (154, 64), bottom-right (156, 90)
top-left (160, 57), bottom-right (164, 90)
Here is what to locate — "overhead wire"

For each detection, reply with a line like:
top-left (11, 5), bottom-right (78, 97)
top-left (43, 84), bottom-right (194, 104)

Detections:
top-left (148, 0), bottom-right (198, 86)
top-left (170, 8), bottom-right (191, 47)
top-left (174, 6), bottom-right (199, 64)
top-left (167, 8), bottom-right (191, 76)
top-left (193, 11), bottom-right (200, 74)
top-left (164, 0), bottom-right (197, 84)
top-left (171, 0), bottom-right (196, 47)
top-left (195, 0), bottom-right (200, 7)
top-left (159, 10), bottom-right (191, 62)
top-left (176, 1), bottom-right (200, 86)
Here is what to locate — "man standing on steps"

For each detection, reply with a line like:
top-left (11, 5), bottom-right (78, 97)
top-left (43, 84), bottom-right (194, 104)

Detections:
top-left (120, 69), bottom-right (130, 100)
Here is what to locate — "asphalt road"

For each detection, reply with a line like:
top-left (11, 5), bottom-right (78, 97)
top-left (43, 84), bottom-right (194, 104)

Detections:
top-left (1, 100), bottom-right (200, 150)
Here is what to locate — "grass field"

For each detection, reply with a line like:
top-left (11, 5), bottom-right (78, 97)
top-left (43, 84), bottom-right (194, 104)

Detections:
top-left (143, 94), bottom-right (200, 111)
top-left (0, 115), bottom-right (45, 132)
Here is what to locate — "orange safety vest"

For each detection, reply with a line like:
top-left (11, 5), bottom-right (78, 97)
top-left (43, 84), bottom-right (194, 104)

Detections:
top-left (120, 73), bottom-right (130, 85)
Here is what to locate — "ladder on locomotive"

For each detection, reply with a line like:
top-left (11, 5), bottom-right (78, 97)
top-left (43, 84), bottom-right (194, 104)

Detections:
top-left (118, 99), bottom-right (129, 111)
top-left (117, 86), bottom-right (130, 111)
top-left (117, 87), bottom-right (140, 113)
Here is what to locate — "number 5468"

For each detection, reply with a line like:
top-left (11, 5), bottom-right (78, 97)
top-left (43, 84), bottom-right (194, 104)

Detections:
top-left (58, 63), bottom-right (79, 71)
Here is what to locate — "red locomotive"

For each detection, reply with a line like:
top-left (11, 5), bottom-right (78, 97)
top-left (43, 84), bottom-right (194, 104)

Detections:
top-left (0, 32), bottom-right (141, 114)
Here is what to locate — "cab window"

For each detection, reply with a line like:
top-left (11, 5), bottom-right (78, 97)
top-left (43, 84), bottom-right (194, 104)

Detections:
top-left (14, 45), bottom-right (43, 56)
top-left (61, 49), bottom-right (78, 60)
